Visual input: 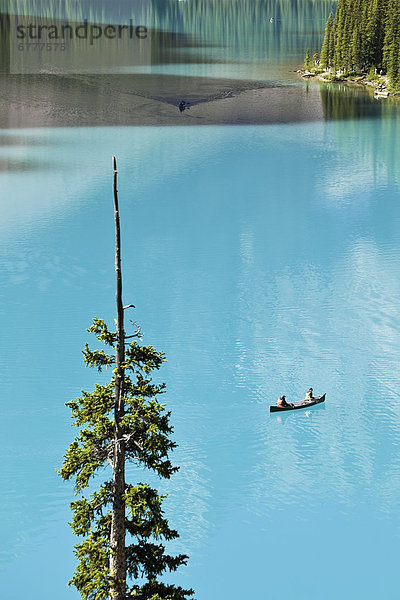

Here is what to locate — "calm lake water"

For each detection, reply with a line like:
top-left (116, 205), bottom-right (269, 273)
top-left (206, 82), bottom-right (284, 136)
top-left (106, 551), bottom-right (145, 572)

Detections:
top-left (1, 2), bottom-right (400, 600)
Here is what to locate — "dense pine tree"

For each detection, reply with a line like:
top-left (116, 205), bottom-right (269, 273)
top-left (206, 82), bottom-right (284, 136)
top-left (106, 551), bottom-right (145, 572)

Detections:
top-left (320, 12), bottom-right (334, 69)
top-left (319, 0), bottom-right (400, 89)
top-left (383, 0), bottom-right (400, 86)
top-left (304, 48), bottom-right (311, 69)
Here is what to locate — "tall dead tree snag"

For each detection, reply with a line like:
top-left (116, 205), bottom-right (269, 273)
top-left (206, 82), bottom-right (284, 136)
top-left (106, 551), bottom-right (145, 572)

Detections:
top-left (59, 158), bottom-right (194, 600)
top-left (110, 156), bottom-right (127, 600)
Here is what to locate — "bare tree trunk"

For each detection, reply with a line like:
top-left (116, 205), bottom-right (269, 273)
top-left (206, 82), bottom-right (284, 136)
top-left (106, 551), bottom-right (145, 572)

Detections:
top-left (109, 156), bottom-right (126, 600)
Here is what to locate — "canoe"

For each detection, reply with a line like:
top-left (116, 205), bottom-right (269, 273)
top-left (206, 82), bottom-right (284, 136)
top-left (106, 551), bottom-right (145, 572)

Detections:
top-left (270, 393), bottom-right (326, 413)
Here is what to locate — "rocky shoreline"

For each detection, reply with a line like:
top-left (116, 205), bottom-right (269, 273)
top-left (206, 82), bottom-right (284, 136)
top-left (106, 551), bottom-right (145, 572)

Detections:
top-left (298, 68), bottom-right (400, 100)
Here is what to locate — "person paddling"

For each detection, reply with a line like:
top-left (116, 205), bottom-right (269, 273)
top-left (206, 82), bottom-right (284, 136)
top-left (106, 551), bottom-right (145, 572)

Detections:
top-left (277, 395), bottom-right (293, 408)
top-left (178, 100), bottom-right (190, 113)
top-left (305, 387), bottom-right (314, 401)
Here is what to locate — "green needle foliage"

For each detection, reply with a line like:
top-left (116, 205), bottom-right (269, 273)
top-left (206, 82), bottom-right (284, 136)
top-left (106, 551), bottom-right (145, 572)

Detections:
top-left (304, 48), bottom-right (311, 70)
top-left (317, 0), bottom-right (400, 90)
top-left (60, 326), bottom-right (192, 599)
top-left (59, 158), bottom-right (193, 600)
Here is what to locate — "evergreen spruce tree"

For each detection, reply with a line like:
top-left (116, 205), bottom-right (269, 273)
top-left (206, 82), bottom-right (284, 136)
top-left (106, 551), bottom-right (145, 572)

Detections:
top-left (350, 23), bottom-right (363, 72)
top-left (320, 0), bottom-right (400, 88)
top-left (383, 0), bottom-right (400, 87)
top-left (59, 158), bottom-right (194, 600)
top-left (304, 48), bottom-right (311, 70)
top-left (364, 0), bottom-right (379, 67)
top-left (332, 2), bottom-right (345, 71)
top-left (320, 12), bottom-right (333, 69)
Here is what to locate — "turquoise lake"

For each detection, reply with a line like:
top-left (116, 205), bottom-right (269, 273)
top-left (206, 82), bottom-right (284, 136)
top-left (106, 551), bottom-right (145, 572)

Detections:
top-left (1, 2), bottom-right (400, 599)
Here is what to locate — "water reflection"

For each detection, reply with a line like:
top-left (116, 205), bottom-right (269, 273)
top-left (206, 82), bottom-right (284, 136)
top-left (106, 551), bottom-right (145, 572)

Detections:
top-left (0, 0), bottom-right (336, 74)
top-left (320, 81), bottom-right (390, 121)
top-left (0, 158), bottom-right (54, 171)
top-left (274, 402), bottom-right (326, 423)
top-left (2, 0), bottom-right (399, 129)
top-left (0, 0), bottom-right (339, 126)
top-left (1, 71), bottom-right (398, 129)
top-left (1, 122), bottom-right (400, 598)
top-left (318, 85), bottom-right (400, 185)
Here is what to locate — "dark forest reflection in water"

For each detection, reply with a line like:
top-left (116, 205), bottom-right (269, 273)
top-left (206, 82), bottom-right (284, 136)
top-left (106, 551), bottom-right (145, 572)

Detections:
top-left (319, 82), bottom-right (400, 181)
top-left (319, 82), bottom-right (396, 121)
top-left (12, 0), bottom-right (400, 130)
top-left (1, 0), bottom-right (335, 75)
top-left (1, 1), bottom-right (400, 131)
